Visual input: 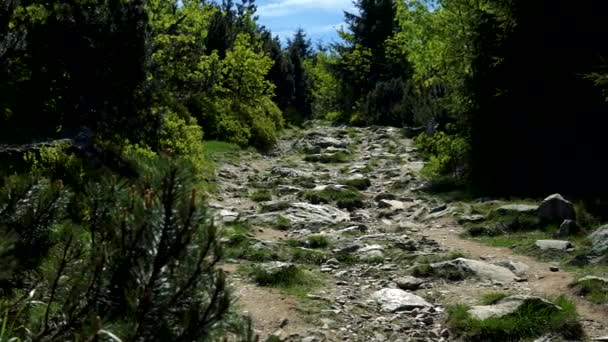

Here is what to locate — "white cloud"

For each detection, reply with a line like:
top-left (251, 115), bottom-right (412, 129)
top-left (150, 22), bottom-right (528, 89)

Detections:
top-left (258, 0), bottom-right (355, 18)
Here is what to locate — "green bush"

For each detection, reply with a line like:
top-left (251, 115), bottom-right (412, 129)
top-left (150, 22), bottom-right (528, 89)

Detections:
top-left (339, 177), bottom-right (371, 190)
top-left (0, 159), bottom-right (249, 340)
top-left (415, 131), bottom-right (470, 181)
top-left (480, 292), bottom-right (510, 305)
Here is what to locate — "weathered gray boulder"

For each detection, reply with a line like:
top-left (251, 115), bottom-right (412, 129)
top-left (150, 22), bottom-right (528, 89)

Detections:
top-left (553, 219), bottom-right (583, 238)
top-left (396, 276), bottom-right (425, 290)
top-left (372, 288), bottom-right (432, 312)
top-left (495, 204), bottom-right (539, 215)
top-left (217, 209), bottom-right (239, 223)
top-left (378, 199), bottom-right (406, 210)
top-left (574, 275), bottom-right (608, 286)
top-left (535, 239), bottom-right (574, 251)
top-left (356, 244), bottom-right (385, 261)
top-left (260, 200), bottom-right (291, 213)
top-left (495, 260), bottom-right (530, 279)
top-left (589, 225), bottom-right (608, 255)
top-left (246, 202), bottom-right (349, 229)
top-left (537, 193), bottom-right (576, 222)
top-left (430, 258), bottom-right (519, 283)
top-left (468, 295), bottom-right (561, 320)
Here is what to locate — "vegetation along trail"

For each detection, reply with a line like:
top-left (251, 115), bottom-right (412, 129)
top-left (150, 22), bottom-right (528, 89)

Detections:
top-left (213, 123), bottom-right (608, 341)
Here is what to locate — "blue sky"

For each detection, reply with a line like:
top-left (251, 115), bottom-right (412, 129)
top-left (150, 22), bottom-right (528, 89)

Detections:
top-left (255, 0), bottom-right (355, 46)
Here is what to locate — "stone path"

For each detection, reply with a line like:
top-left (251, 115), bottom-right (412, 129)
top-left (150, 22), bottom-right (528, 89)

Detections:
top-left (213, 124), bottom-right (608, 341)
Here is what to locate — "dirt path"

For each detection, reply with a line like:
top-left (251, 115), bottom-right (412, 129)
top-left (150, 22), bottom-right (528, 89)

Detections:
top-left (213, 123), bottom-right (608, 341)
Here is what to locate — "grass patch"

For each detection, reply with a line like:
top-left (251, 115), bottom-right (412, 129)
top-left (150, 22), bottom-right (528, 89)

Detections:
top-left (303, 187), bottom-right (364, 210)
top-left (447, 295), bottom-right (584, 341)
top-left (244, 264), bottom-right (324, 299)
top-left (273, 214), bottom-right (292, 230)
top-left (286, 235), bottom-right (331, 249)
top-left (250, 189), bottom-right (272, 202)
top-left (411, 252), bottom-right (470, 280)
top-left (204, 140), bottom-right (241, 160)
top-left (304, 152), bottom-right (350, 164)
top-left (480, 292), bottom-right (510, 305)
top-left (571, 277), bottom-right (608, 304)
top-left (290, 248), bottom-right (329, 265)
top-left (339, 177), bottom-right (371, 190)
top-left (415, 252), bottom-right (467, 264)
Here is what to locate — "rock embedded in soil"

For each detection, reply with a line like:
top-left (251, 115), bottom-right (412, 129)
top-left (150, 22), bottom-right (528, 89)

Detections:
top-left (535, 239), bottom-right (574, 251)
top-left (495, 204), bottom-right (539, 215)
top-left (372, 288), bottom-right (433, 312)
top-left (468, 295), bottom-right (561, 320)
top-left (396, 276), bottom-right (425, 291)
top-left (430, 258), bottom-right (519, 283)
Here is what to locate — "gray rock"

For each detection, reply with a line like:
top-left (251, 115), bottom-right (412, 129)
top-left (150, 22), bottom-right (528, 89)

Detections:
top-left (468, 295), bottom-right (560, 320)
top-left (495, 204), bottom-right (539, 215)
top-left (429, 204), bottom-right (447, 214)
top-left (357, 245), bottom-right (385, 260)
top-left (260, 200), bottom-right (291, 213)
top-left (535, 239), bottom-right (574, 251)
top-left (372, 288), bottom-right (433, 312)
top-left (554, 219), bottom-right (583, 238)
top-left (246, 202), bottom-right (349, 229)
top-left (378, 199), bottom-right (406, 210)
top-left (457, 214), bottom-right (486, 224)
top-left (495, 260), bottom-right (529, 278)
top-left (396, 276), bottom-right (425, 290)
top-left (538, 193), bottom-right (576, 222)
top-left (430, 258), bottom-right (518, 283)
top-left (575, 275), bottom-right (608, 285)
top-left (589, 225), bottom-right (608, 255)
top-left (218, 209), bottom-right (239, 223)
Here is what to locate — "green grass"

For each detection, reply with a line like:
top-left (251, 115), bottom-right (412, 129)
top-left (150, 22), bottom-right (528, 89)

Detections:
top-left (304, 152), bottom-right (351, 164)
top-left (244, 265), bottom-right (324, 299)
top-left (286, 235), bottom-right (331, 249)
top-left (571, 277), bottom-right (608, 304)
top-left (289, 248), bottom-right (329, 265)
top-left (250, 189), bottom-right (272, 202)
top-left (480, 292), bottom-right (510, 305)
top-left (303, 187), bottom-right (364, 210)
top-left (338, 177), bottom-right (371, 190)
top-left (448, 296), bottom-right (584, 341)
top-left (273, 214), bottom-right (292, 230)
top-left (204, 140), bottom-right (241, 160)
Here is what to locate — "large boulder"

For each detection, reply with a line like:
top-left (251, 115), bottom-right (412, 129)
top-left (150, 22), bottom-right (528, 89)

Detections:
top-left (372, 288), bottom-right (432, 312)
top-left (589, 225), bottom-right (608, 255)
top-left (430, 258), bottom-right (519, 283)
top-left (535, 239), bottom-right (574, 251)
top-left (468, 295), bottom-right (561, 320)
top-left (246, 202), bottom-right (350, 229)
top-left (495, 204), bottom-right (539, 215)
top-left (537, 194), bottom-right (576, 222)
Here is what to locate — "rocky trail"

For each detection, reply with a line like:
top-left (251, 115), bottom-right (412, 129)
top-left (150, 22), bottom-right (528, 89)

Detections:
top-left (212, 124), bottom-right (608, 341)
